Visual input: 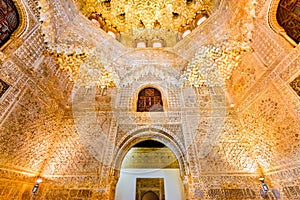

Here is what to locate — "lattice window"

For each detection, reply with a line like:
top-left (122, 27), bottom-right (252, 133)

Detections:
top-left (290, 75), bottom-right (300, 97)
top-left (0, 79), bottom-right (9, 98)
top-left (276, 0), bottom-right (300, 43)
top-left (137, 88), bottom-right (163, 112)
top-left (0, 0), bottom-right (19, 47)
top-left (283, 186), bottom-right (300, 198)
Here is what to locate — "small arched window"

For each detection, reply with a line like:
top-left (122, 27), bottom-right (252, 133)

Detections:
top-left (137, 87), bottom-right (163, 112)
top-left (0, 78), bottom-right (9, 98)
top-left (276, 0), bottom-right (300, 43)
top-left (0, 0), bottom-right (20, 47)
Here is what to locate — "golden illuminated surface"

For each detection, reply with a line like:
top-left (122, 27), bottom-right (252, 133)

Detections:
top-left (121, 147), bottom-right (179, 168)
top-left (76, 0), bottom-right (214, 32)
top-left (0, 0), bottom-right (300, 199)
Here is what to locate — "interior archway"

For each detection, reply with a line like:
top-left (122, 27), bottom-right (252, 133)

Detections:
top-left (113, 127), bottom-right (188, 174)
top-left (142, 191), bottom-right (159, 200)
top-left (115, 139), bottom-right (185, 200)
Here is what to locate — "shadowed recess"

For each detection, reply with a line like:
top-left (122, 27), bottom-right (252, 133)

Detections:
top-left (133, 140), bottom-right (166, 148)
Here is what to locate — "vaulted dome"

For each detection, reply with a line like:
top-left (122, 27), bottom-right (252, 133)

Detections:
top-left (75, 0), bottom-right (218, 46)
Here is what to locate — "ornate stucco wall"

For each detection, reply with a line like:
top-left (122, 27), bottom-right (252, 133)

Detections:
top-left (0, 0), bottom-right (299, 199)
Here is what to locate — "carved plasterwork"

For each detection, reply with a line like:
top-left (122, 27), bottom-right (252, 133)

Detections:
top-left (0, 169), bottom-right (34, 199)
top-left (198, 113), bottom-right (256, 173)
top-left (192, 175), bottom-right (261, 199)
top-left (112, 49), bottom-right (186, 87)
top-left (1, 0), bottom-right (300, 199)
top-left (254, 0), bottom-right (268, 17)
top-left (177, 0), bottom-right (257, 98)
top-left (42, 119), bottom-right (103, 176)
top-left (252, 20), bottom-right (285, 68)
top-left (0, 88), bottom-right (59, 172)
top-left (267, 167), bottom-right (300, 197)
top-left (228, 52), bottom-right (265, 106)
top-left (240, 82), bottom-right (300, 171)
top-left (279, 57), bottom-right (300, 82)
top-left (122, 148), bottom-right (179, 169)
top-left (74, 0), bottom-right (217, 47)
top-left (120, 64), bottom-right (181, 88)
top-left (38, 0), bottom-right (126, 82)
top-left (13, 27), bottom-right (44, 71)
top-left (75, 0), bottom-right (214, 33)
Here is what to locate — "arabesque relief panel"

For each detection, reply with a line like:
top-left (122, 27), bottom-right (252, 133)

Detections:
top-left (240, 81), bottom-right (300, 171)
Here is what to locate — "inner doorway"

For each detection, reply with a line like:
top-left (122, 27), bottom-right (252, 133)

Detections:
top-left (142, 191), bottom-right (159, 200)
top-left (136, 178), bottom-right (164, 200)
top-left (115, 140), bottom-right (185, 200)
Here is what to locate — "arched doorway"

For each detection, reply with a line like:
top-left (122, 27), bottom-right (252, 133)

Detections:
top-left (115, 139), bottom-right (185, 200)
top-left (142, 191), bottom-right (159, 200)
